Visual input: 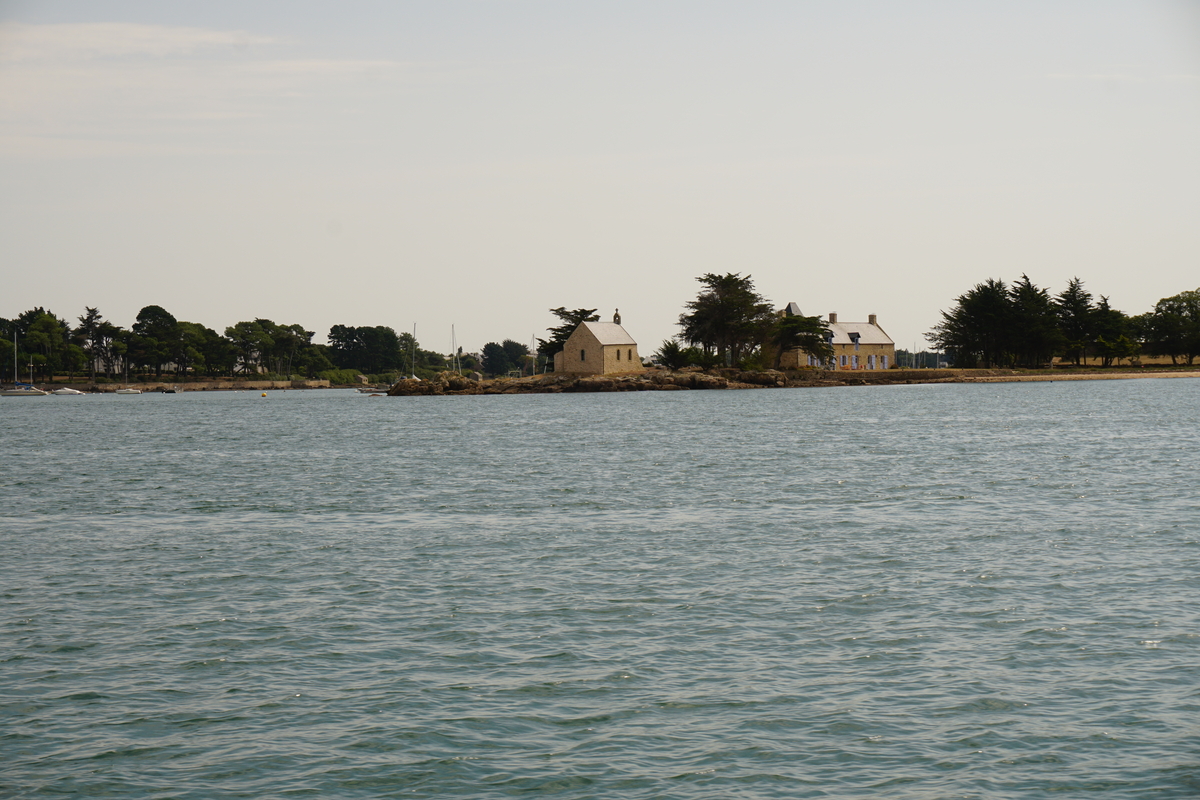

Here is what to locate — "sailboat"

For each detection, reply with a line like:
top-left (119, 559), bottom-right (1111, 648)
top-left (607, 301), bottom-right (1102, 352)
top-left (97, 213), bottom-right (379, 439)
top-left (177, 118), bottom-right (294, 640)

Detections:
top-left (2, 331), bottom-right (47, 396)
top-left (115, 355), bottom-right (141, 393)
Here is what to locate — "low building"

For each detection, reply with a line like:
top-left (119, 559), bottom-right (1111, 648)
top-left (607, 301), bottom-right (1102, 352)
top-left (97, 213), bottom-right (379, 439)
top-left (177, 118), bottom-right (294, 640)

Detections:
top-left (779, 307), bottom-right (895, 370)
top-left (553, 310), bottom-right (643, 375)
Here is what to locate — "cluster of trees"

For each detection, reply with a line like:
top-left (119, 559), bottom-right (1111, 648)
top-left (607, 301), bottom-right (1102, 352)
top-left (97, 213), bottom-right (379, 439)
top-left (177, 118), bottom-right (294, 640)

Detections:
top-left (929, 277), bottom-right (1200, 368)
top-left (478, 307), bottom-right (596, 377)
top-left (659, 273), bottom-right (832, 370)
top-left (1, 305), bottom-right (456, 383)
top-left (537, 308), bottom-right (600, 362)
top-left (480, 340), bottom-right (532, 377)
top-left (1141, 290), bottom-right (1200, 365)
top-left (326, 325), bottom-right (454, 376)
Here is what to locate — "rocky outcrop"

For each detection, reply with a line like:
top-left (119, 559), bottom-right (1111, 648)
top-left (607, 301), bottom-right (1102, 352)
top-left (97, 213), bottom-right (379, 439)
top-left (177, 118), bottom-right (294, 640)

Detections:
top-left (384, 367), bottom-right (981, 396)
top-left (386, 369), bottom-right (737, 396)
top-left (648, 372), bottom-right (729, 390)
top-left (386, 372), bottom-right (482, 396)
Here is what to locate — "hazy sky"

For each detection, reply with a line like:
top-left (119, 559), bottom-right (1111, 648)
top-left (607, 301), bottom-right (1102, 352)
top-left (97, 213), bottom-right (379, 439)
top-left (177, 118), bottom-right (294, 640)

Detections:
top-left (2, 1), bottom-right (1198, 354)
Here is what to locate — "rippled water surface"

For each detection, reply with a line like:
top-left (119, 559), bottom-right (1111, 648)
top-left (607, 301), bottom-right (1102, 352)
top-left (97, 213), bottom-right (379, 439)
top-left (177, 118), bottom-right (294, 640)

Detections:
top-left (3, 380), bottom-right (1199, 798)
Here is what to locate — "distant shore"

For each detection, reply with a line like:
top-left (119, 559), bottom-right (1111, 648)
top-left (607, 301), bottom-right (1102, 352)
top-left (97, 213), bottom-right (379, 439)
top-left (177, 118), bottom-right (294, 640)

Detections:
top-left (21, 367), bottom-right (1199, 395)
top-left (17, 379), bottom-right (333, 393)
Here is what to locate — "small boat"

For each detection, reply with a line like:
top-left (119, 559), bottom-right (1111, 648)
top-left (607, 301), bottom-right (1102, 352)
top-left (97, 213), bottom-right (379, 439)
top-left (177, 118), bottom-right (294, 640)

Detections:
top-left (1, 384), bottom-right (47, 396)
top-left (115, 387), bottom-right (142, 395)
top-left (51, 387), bottom-right (86, 395)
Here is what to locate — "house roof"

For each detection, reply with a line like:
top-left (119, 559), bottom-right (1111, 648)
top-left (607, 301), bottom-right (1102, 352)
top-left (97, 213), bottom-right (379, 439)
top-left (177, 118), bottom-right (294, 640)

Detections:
top-left (827, 321), bottom-right (893, 346)
top-left (577, 321), bottom-right (637, 346)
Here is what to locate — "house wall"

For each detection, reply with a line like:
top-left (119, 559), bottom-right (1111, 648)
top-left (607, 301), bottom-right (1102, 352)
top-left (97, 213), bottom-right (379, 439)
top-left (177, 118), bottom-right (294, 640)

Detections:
top-left (558, 326), bottom-right (606, 375)
top-left (781, 342), bottom-right (896, 370)
top-left (600, 344), bottom-right (641, 374)
top-left (831, 342), bottom-right (894, 370)
top-left (557, 328), bottom-right (642, 375)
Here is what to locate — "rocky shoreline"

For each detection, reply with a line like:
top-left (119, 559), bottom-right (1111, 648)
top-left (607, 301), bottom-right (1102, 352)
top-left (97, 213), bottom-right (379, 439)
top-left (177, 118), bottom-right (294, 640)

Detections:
top-left (384, 367), bottom-right (1200, 396)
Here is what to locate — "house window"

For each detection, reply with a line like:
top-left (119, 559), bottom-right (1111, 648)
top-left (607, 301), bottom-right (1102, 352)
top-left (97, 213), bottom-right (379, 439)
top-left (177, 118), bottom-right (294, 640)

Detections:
top-left (628, 349), bottom-right (632, 361)
top-left (616, 349), bottom-right (620, 361)
top-left (580, 349), bottom-right (586, 361)
top-left (882, 355), bottom-right (888, 369)
top-left (840, 355), bottom-right (847, 367)
top-left (868, 355), bottom-right (875, 369)
top-left (852, 355), bottom-right (859, 368)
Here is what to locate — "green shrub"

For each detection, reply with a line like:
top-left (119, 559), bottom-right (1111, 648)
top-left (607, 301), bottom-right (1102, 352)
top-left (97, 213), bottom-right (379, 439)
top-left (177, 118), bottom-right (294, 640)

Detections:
top-left (318, 368), bottom-right (361, 385)
top-left (684, 347), bottom-right (723, 370)
top-left (737, 350), bottom-right (769, 371)
top-left (653, 340), bottom-right (690, 370)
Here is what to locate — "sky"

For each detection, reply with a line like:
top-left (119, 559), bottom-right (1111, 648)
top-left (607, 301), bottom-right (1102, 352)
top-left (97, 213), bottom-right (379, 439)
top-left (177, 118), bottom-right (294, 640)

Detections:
top-left (2, 1), bottom-right (1198, 355)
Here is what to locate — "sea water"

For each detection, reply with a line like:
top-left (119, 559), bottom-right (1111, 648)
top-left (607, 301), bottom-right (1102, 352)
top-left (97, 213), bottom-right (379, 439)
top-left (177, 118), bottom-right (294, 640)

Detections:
top-left (2, 379), bottom-right (1198, 798)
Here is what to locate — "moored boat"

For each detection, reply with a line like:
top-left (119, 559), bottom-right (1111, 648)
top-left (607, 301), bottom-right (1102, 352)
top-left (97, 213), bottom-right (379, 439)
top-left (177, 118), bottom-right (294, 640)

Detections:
top-left (1, 384), bottom-right (48, 396)
top-left (51, 387), bottom-right (86, 395)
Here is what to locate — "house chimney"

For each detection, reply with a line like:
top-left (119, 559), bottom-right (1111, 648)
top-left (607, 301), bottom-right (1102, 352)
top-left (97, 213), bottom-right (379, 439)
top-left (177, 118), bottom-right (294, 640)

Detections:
top-left (869, 314), bottom-right (877, 326)
top-left (613, 308), bottom-right (621, 325)
top-left (828, 313), bottom-right (837, 324)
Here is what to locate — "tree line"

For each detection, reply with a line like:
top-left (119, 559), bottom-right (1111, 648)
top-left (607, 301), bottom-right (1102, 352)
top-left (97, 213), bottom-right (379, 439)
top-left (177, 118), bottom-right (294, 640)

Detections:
top-left (17, 275), bottom-right (1185, 385)
top-left (928, 277), bottom-right (1200, 368)
top-left (1, 304), bottom-right (463, 384)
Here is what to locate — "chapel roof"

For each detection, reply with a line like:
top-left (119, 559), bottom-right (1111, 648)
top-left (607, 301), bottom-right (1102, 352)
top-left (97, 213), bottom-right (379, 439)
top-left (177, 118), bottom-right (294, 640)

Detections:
top-left (826, 321), bottom-right (893, 346)
top-left (577, 321), bottom-right (637, 346)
